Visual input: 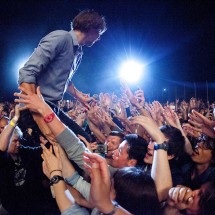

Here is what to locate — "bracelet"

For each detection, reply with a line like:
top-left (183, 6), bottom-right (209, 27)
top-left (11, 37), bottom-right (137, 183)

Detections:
top-left (44, 112), bottom-right (55, 123)
top-left (50, 169), bottom-right (62, 175)
top-left (9, 120), bottom-right (16, 127)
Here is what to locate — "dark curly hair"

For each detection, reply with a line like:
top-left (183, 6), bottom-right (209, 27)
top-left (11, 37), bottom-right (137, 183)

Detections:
top-left (72, 10), bottom-right (107, 34)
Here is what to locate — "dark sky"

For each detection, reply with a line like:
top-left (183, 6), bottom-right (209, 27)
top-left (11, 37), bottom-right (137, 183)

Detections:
top-left (0, 0), bottom-right (215, 102)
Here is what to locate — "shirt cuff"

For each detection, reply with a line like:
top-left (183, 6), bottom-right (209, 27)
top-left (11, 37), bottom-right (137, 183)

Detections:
top-left (65, 171), bottom-right (80, 186)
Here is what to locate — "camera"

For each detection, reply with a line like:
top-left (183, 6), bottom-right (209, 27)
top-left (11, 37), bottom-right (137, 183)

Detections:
top-left (95, 144), bottom-right (108, 155)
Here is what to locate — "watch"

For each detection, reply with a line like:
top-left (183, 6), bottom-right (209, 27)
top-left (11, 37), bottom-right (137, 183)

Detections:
top-left (50, 175), bottom-right (64, 186)
top-left (154, 141), bottom-right (169, 151)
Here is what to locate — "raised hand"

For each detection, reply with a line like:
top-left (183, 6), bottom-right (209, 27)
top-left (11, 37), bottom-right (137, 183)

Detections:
top-left (163, 106), bottom-right (181, 129)
top-left (14, 86), bottom-right (48, 114)
top-left (83, 152), bottom-right (114, 213)
top-left (188, 110), bottom-right (215, 138)
top-left (120, 80), bottom-right (139, 107)
top-left (41, 144), bottom-right (63, 178)
top-left (134, 88), bottom-right (145, 107)
top-left (189, 110), bottom-right (215, 127)
top-left (130, 115), bottom-right (166, 143)
top-left (99, 93), bottom-right (112, 111)
top-left (182, 123), bottom-right (201, 138)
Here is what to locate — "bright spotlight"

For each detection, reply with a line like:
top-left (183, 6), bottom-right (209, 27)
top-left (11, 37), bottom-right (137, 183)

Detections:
top-left (13, 57), bottom-right (29, 79)
top-left (119, 60), bottom-right (144, 83)
top-left (17, 60), bottom-right (27, 70)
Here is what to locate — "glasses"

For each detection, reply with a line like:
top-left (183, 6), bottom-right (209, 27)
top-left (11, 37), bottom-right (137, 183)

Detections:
top-left (195, 135), bottom-right (214, 150)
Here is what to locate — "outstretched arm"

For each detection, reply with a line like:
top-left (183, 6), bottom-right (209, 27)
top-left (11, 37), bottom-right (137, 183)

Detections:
top-left (14, 86), bottom-right (90, 170)
top-left (41, 144), bottom-right (72, 213)
top-left (0, 105), bottom-right (20, 151)
top-left (67, 83), bottom-right (95, 110)
top-left (130, 115), bottom-right (172, 202)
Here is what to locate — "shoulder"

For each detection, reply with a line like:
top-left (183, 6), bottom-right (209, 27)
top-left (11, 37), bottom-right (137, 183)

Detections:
top-left (47, 30), bottom-right (71, 37)
top-left (41, 30), bottom-right (72, 44)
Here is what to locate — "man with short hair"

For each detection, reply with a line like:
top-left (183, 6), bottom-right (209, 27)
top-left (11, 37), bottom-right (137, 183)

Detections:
top-left (18, 10), bottom-right (107, 142)
top-left (110, 134), bottom-right (148, 168)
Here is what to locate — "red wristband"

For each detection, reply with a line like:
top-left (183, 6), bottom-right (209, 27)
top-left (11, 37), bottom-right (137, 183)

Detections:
top-left (43, 112), bottom-right (55, 123)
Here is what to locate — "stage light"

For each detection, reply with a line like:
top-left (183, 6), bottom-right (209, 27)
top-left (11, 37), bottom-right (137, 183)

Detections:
top-left (13, 57), bottom-right (29, 79)
top-left (163, 88), bottom-right (166, 91)
top-left (119, 60), bottom-right (144, 83)
top-left (17, 59), bottom-right (27, 70)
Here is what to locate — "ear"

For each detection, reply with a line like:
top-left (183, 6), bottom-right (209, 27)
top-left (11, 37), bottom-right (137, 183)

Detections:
top-left (127, 159), bottom-right (137, 167)
top-left (167, 155), bottom-right (175, 160)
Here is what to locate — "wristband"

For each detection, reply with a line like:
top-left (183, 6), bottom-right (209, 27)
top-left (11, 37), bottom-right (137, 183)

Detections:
top-left (44, 112), bottom-right (55, 123)
top-left (9, 120), bottom-right (16, 127)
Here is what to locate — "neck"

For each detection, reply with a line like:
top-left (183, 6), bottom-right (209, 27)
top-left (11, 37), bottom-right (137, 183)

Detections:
top-left (10, 154), bottom-right (19, 161)
top-left (73, 30), bottom-right (85, 45)
top-left (195, 163), bottom-right (210, 175)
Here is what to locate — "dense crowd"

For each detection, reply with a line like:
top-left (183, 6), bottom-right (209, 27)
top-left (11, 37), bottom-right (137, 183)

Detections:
top-left (0, 81), bottom-right (215, 215)
top-left (0, 8), bottom-right (215, 215)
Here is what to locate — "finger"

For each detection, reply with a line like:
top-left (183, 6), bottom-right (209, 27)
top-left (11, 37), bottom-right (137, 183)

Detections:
top-left (14, 92), bottom-right (29, 99)
top-left (188, 119), bottom-right (202, 128)
top-left (41, 144), bottom-right (51, 156)
top-left (172, 187), bottom-right (180, 203)
top-left (83, 152), bottom-right (110, 182)
top-left (183, 189), bottom-right (193, 202)
top-left (36, 86), bottom-right (41, 95)
top-left (54, 145), bottom-right (60, 159)
top-left (14, 99), bottom-right (30, 104)
top-left (18, 86), bottom-right (32, 95)
top-left (178, 187), bottom-right (188, 202)
top-left (168, 187), bottom-right (175, 200)
top-left (83, 161), bottom-right (92, 175)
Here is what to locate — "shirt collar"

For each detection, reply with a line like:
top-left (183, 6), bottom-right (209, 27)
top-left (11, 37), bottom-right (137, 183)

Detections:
top-left (69, 30), bottom-right (79, 46)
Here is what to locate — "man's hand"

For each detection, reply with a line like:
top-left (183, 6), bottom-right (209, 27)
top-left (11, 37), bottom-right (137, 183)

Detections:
top-left (188, 110), bottom-right (215, 138)
top-left (41, 144), bottom-right (63, 178)
top-left (14, 86), bottom-right (48, 115)
top-left (168, 186), bottom-right (194, 210)
top-left (83, 152), bottom-right (114, 213)
top-left (130, 115), bottom-right (166, 143)
top-left (14, 86), bottom-right (57, 144)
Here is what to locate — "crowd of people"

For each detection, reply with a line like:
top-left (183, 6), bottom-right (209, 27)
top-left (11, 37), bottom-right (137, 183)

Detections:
top-left (0, 9), bottom-right (215, 215)
top-left (0, 81), bottom-right (215, 215)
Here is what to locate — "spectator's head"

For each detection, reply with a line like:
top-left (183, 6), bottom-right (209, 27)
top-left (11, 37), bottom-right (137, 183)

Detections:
top-left (0, 116), bottom-right (9, 134)
top-left (72, 10), bottom-right (107, 47)
top-left (8, 127), bottom-right (23, 155)
top-left (186, 180), bottom-right (215, 215)
top-left (105, 131), bottom-right (124, 157)
top-left (144, 125), bottom-right (185, 164)
top-left (110, 134), bottom-right (147, 168)
top-left (112, 167), bottom-right (161, 215)
top-left (191, 135), bottom-right (215, 167)
top-left (0, 102), bottom-right (10, 118)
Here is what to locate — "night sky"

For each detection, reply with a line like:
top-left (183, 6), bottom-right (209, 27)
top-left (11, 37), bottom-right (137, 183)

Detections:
top-left (0, 0), bottom-right (215, 102)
